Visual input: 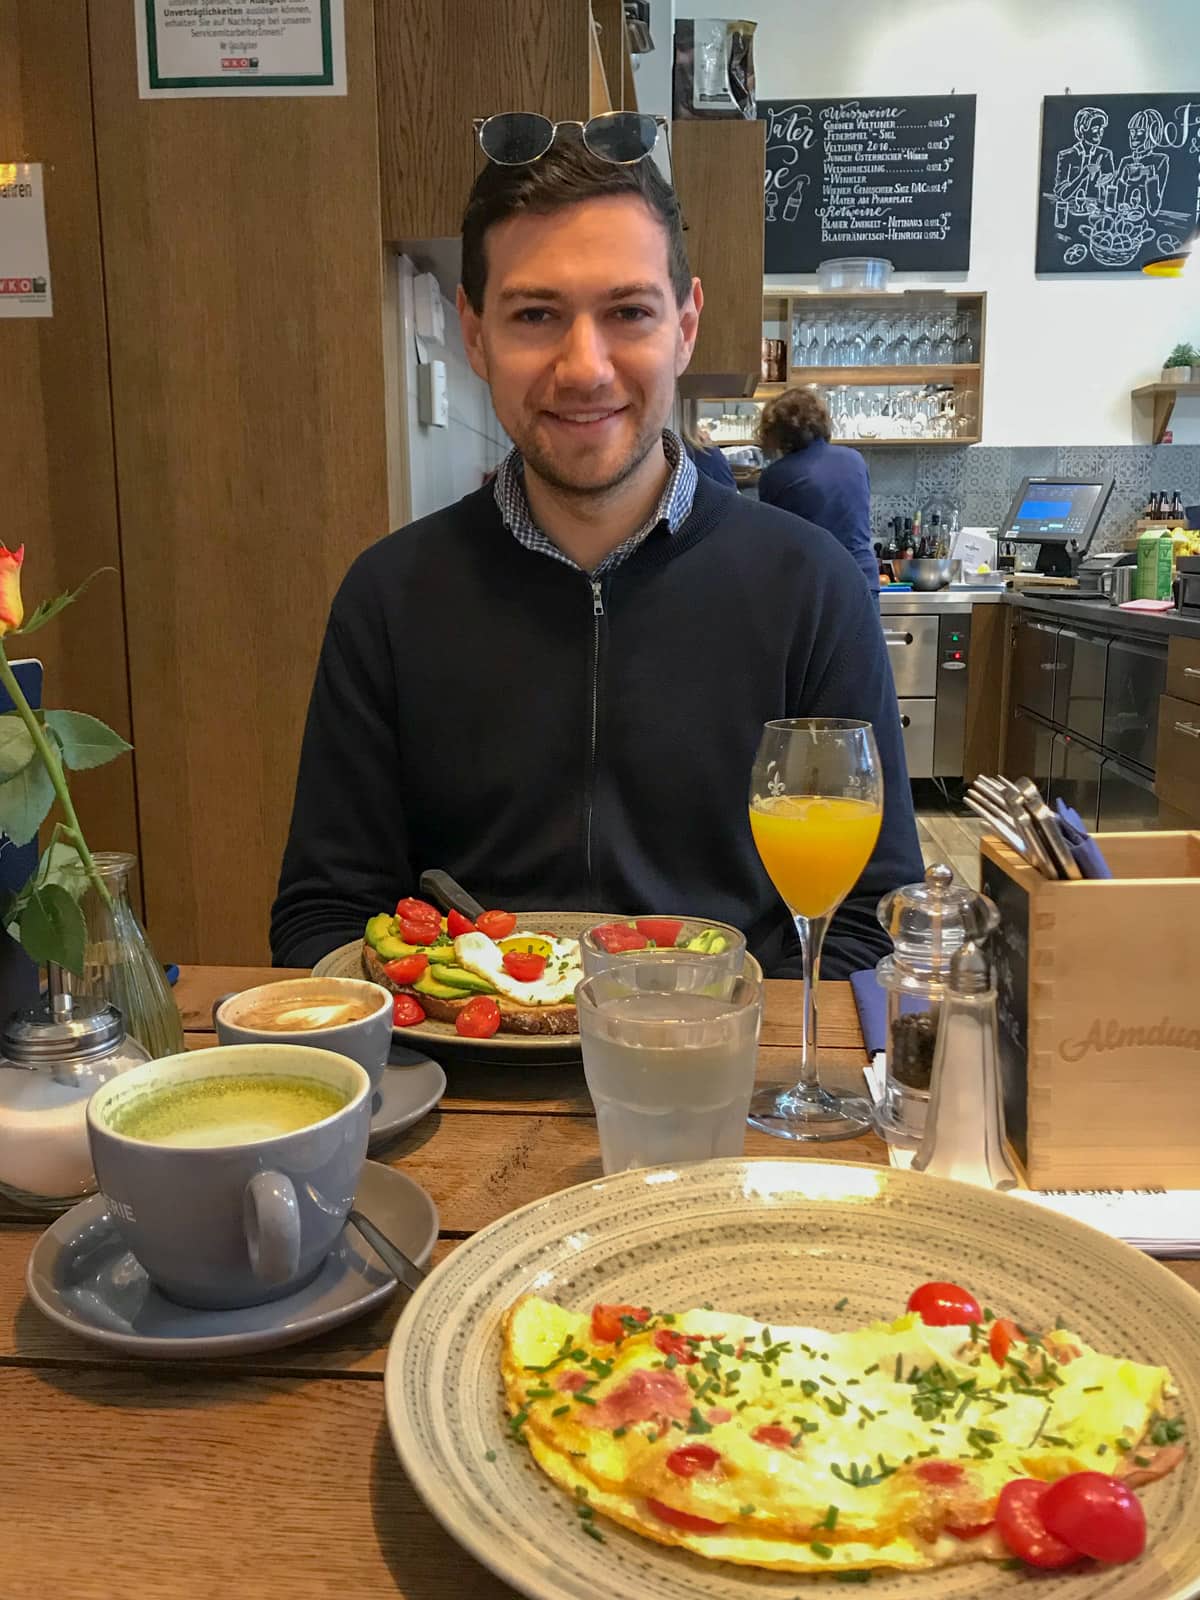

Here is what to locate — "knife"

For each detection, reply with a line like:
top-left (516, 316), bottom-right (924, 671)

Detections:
top-left (418, 869), bottom-right (486, 920)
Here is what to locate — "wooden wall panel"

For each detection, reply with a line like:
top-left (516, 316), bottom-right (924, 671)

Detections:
top-left (87, 2), bottom-right (390, 964)
top-left (376, 0), bottom-right (593, 241)
top-left (0, 3), bottom-right (139, 879)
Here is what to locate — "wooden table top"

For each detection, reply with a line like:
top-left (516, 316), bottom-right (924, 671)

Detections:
top-left (4, 968), bottom-right (1197, 1599)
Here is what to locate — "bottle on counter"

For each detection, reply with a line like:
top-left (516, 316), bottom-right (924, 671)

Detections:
top-left (1170, 490), bottom-right (1185, 523)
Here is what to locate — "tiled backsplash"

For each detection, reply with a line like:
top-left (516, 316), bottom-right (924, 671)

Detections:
top-left (866, 445), bottom-right (1200, 551)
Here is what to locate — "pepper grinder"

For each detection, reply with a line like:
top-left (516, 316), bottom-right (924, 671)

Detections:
top-left (911, 938), bottom-right (1019, 1191)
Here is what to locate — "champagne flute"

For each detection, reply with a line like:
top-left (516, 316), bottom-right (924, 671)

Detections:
top-left (747, 719), bottom-right (883, 1140)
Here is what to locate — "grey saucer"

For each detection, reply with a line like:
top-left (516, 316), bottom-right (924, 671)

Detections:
top-left (25, 1160), bottom-right (438, 1359)
top-left (369, 1048), bottom-right (446, 1153)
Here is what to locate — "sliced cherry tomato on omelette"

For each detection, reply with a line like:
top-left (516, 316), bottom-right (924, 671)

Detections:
top-left (915, 1460), bottom-right (966, 1486)
top-left (383, 953), bottom-right (428, 986)
top-left (1040, 1472), bottom-right (1146, 1565)
top-left (995, 1479), bottom-right (1080, 1570)
top-left (591, 1303), bottom-right (650, 1343)
top-left (751, 1424), bottom-right (795, 1449)
top-left (592, 922), bottom-right (649, 954)
top-left (476, 909), bottom-right (517, 940)
top-left (989, 1317), bottom-right (1023, 1367)
top-left (392, 993), bottom-right (426, 1028)
top-left (653, 1328), bottom-right (699, 1364)
top-left (395, 897), bottom-right (439, 923)
top-left (634, 917), bottom-right (684, 948)
top-left (906, 1281), bottom-right (983, 1327)
top-left (666, 1443), bottom-right (722, 1479)
top-left (646, 1499), bottom-right (726, 1533)
top-left (502, 950), bottom-right (547, 984)
top-left (399, 915), bottom-right (440, 946)
top-left (454, 996), bottom-right (501, 1038)
top-left (945, 1519), bottom-right (995, 1541)
top-left (447, 909), bottom-right (477, 937)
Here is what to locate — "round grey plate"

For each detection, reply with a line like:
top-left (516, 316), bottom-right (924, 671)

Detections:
top-left (385, 1159), bottom-right (1200, 1600)
top-left (26, 1160), bottom-right (438, 1359)
top-left (369, 1048), bottom-right (446, 1152)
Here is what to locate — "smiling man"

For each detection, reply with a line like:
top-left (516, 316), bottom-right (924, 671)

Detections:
top-left (271, 132), bottom-right (921, 983)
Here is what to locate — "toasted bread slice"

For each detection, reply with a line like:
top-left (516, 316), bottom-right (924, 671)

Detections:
top-left (362, 942), bottom-right (578, 1036)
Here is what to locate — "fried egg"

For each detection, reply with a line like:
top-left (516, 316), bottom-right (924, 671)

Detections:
top-left (500, 1295), bottom-right (1178, 1574)
top-left (455, 931), bottom-right (582, 1007)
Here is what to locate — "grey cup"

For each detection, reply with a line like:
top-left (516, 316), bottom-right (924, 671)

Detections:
top-left (214, 977), bottom-right (392, 1092)
top-left (86, 1043), bottom-right (371, 1310)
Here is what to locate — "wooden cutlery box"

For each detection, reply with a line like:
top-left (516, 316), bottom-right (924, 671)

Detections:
top-left (980, 832), bottom-right (1200, 1189)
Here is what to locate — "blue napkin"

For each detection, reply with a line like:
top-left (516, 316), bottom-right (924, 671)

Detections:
top-left (1053, 799), bottom-right (1113, 879)
top-left (850, 968), bottom-right (888, 1056)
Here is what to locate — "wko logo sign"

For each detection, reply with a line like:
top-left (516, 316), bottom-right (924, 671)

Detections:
top-left (0, 277), bottom-right (46, 295)
top-left (221, 57), bottom-right (260, 70)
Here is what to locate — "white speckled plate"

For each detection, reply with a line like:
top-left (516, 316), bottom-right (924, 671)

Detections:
top-left (384, 1159), bottom-right (1200, 1600)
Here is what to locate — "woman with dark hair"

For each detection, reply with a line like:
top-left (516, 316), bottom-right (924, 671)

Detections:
top-left (757, 388), bottom-right (878, 595)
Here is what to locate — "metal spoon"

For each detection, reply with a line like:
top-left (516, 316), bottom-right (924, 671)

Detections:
top-left (347, 1209), bottom-right (427, 1294)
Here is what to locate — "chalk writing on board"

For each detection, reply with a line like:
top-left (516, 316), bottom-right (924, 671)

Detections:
top-left (1037, 94), bottom-right (1200, 273)
top-left (759, 96), bottom-right (976, 273)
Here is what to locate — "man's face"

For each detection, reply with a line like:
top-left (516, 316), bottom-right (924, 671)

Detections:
top-left (458, 195), bottom-right (702, 497)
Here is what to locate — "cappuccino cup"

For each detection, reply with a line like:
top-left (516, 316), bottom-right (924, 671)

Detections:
top-left (215, 976), bottom-right (392, 1093)
top-left (87, 1043), bottom-right (371, 1310)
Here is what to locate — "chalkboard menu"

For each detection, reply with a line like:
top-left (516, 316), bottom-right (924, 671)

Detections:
top-left (758, 96), bottom-right (976, 274)
top-left (1036, 94), bottom-right (1200, 273)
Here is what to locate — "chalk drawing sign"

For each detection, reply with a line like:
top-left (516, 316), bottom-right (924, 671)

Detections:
top-left (1037, 94), bottom-right (1200, 273)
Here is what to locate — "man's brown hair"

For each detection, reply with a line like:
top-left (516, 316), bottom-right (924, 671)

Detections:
top-left (758, 387), bottom-right (832, 453)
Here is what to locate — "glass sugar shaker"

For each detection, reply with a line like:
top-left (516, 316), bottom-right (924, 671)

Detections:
top-left (0, 973), bottom-right (151, 1213)
top-left (874, 864), bottom-right (999, 1148)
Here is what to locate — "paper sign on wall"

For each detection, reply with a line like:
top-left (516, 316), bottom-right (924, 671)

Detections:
top-left (135, 0), bottom-right (346, 99)
top-left (0, 163), bottom-right (52, 320)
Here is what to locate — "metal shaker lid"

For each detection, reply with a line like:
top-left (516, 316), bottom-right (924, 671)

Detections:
top-left (2, 990), bottom-right (125, 1066)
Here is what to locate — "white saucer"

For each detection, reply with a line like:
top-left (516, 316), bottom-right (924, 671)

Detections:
top-left (25, 1160), bottom-right (438, 1359)
top-left (369, 1048), bottom-right (446, 1153)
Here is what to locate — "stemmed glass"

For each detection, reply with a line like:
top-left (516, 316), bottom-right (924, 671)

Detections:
top-left (747, 719), bottom-right (884, 1141)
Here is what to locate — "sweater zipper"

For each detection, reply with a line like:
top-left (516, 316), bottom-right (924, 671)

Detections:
top-left (585, 577), bottom-right (604, 891)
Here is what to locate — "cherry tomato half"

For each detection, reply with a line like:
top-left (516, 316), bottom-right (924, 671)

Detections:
top-left (395, 897), bottom-right (439, 923)
top-left (750, 1424), bottom-right (795, 1449)
top-left (990, 1317), bottom-right (1023, 1367)
top-left (502, 950), bottom-right (547, 984)
top-left (915, 1460), bottom-right (966, 1486)
top-left (447, 909), bottom-right (477, 938)
top-left (454, 995), bottom-right (501, 1038)
top-left (383, 953), bottom-right (428, 986)
top-left (591, 922), bottom-right (649, 954)
top-left (646, 1498), bottom-right (726, 1534)
top-left (591, 1303), bottom-right (650, 1343)
top-left (1040, 1472), bottom-right (1146, 1565)
top-left (945, 1519), bottom-right (995, 1541)
top-left (653, 1328), bottom-right (699, 1365)
top-left (476, 909), bottom-right (517, 940)
top-left (392, 993), bottom-right (426, 1028)
top-left (906, 1281), bottom-right (984, 1327)
top-left (665, 1443), bottom-right (722, 1478)
top-left (399, 915), bottom-right (441, 946)
top-left (995, 1479), bottom-right (1079, 1570)
top-left (634, 917), bottom-right (684, 948)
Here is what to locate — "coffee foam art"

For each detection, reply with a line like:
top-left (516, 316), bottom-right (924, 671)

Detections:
top-left (235, 998), bottom-right (375, 1031)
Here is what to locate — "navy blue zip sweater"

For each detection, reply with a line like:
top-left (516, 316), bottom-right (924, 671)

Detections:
top-left (271, 474), bottom-right (923, 978)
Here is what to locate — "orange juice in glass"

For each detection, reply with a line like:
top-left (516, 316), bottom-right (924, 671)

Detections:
top-left (747, 720), bottom-right (883, 1142)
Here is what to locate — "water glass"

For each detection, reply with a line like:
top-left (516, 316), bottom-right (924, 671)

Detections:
top-left (577, 970), bottom-right (762, 1174)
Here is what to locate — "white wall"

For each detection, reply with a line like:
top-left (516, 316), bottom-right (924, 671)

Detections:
top-left (675, 0), bottom-right (1200, 445)
top-left (392, 253), bottom-right (509, 524)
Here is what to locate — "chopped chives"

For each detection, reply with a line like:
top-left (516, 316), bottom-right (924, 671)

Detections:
top-left (484, 1449), bottom-right (496, 1462)
top-left (552, 1405), bottom-right (570, 1417)
top-left (810, 1541), bottom-right (834, 1559)
top-left (835, 1297), bottom-right (849, 1311)
top-left (820, 1504), bottom-right (839, 1530)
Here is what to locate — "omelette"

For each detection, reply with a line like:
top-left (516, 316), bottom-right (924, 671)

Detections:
top-left (500, 1294), bottom-right (1184, 1574)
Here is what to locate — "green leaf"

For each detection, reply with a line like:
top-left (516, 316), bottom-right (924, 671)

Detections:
top-left (18, 882), bottom-right (86, 975)
top-left (43, 710), bottom-right (132, 771)
top-left (12, 567), bottom-right (114, 638)
top-left (0, 713), bottom-right (36, 781)
top-left (0, 757), bottom-right (55, 845)
top-left (38, 839), bottom-right (87, 896)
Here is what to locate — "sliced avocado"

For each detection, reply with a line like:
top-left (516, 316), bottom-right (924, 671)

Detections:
top-left (427, 944), bottom-right (460, 966)
top-left (365, 913), bottom-right (396, 951)
top-left (432, 965), bottom-right (498, 995)
top-left (413, 969), bottom-right (474, 1002)
top-left (376, 934), bottom-right (420, 962)
top-left (686, 928), bottom-right (729, 954)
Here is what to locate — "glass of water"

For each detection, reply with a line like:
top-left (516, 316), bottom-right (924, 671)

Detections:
top-left (576, 970), bottom-right (762, 1175)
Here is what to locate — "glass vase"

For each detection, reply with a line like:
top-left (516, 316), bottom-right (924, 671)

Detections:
top-left (62, 852), bottom-right (184, 1059)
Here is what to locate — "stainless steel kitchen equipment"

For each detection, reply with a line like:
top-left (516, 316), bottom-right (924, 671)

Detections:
top-left (890, 557), bottom-right (953, 591)
top-left (880, 592), bottom-right (984, 778)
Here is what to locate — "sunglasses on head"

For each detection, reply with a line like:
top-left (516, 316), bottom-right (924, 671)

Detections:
top-left (474, 110), bottom-right (670, 170)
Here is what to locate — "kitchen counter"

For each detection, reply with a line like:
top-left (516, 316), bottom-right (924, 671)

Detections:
top-left (1007, 591), bottom-right (1200, 640)
top-left (879, 586), bottom-right (1006, 615)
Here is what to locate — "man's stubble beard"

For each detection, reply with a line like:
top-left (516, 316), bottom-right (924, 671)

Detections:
top-left (518, 412), bottom-right (665, 502)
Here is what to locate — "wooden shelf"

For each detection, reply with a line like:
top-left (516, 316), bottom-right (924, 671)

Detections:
top-left (1132, 382), bottom-right (1200, 445)
top-left (788, 363), bottom-right (981, 387)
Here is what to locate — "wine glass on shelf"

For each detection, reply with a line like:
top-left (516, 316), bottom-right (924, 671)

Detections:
top-left (747, 719), bottom-right (883, 1142)
top-left (866, 317), bottom-right (889, 367)
top-left (888, 319), bottom-right (912, 366)
top-left (934, 315), bottom-right (956, 365)
top-left (845, 313), bottom-right (867, 368)
top-left (954, 311), bottom-right (977, 364)
top-left (912, 314), bottom-right (934, 365)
